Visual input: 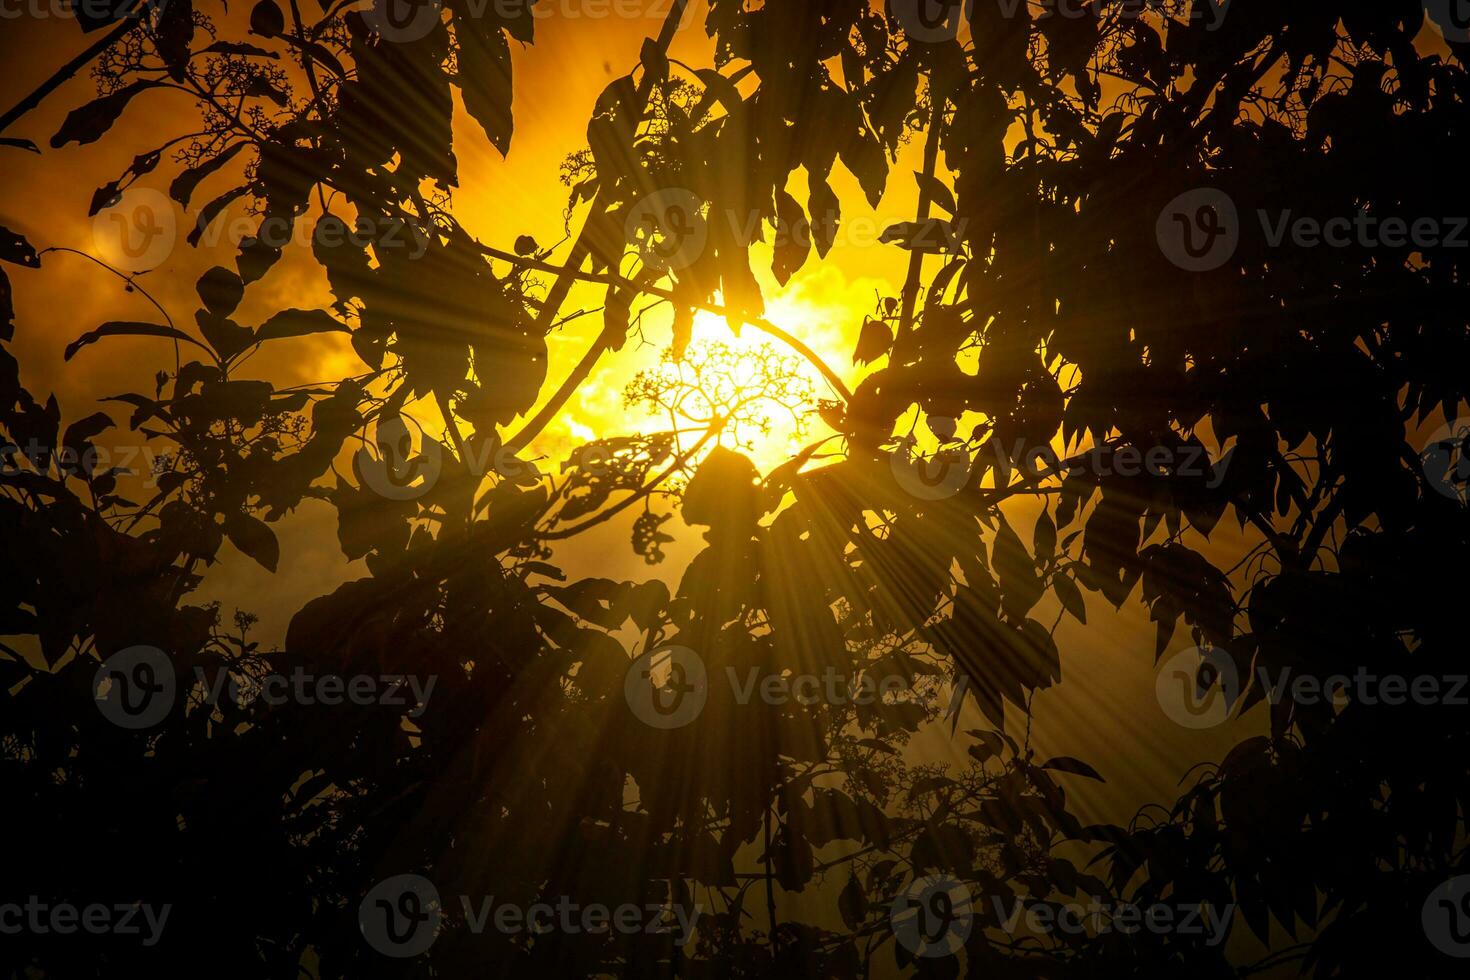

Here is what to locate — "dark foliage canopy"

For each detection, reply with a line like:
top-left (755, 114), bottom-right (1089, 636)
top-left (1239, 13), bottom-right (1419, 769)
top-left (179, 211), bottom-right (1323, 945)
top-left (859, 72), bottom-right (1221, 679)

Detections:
top-left (1, 0), bottom-right (1468, 976)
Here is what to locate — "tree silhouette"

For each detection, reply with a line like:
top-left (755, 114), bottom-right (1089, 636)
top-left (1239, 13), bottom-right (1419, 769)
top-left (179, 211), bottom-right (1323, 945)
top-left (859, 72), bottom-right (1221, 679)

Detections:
top-left (1, 0), bottom-right (1468, 977)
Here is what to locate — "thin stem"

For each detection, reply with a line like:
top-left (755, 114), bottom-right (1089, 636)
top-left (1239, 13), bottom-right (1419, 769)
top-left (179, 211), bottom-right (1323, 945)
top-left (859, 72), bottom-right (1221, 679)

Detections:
top-left (898, 95), bottom-right (947, 335)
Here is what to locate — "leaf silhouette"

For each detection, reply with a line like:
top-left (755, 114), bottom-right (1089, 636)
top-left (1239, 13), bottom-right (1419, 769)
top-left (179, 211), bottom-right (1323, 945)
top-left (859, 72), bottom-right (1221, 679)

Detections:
top-left (50, 81), bottom-right (160, 147)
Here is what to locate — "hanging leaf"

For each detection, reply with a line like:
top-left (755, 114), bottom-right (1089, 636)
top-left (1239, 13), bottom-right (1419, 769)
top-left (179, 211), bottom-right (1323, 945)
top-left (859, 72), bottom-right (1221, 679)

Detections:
top-left (1041, 756), bottom-right (1105, 781)
top-left (914, 170), bottom-right (957, 214)
top-left (1034, 509), bottom-right (1057, 559)
top-left (224, 511), bottom-right (280, 572)
top-left (170, 142), bottom-right (248, 208)
top-left (838, 874), bottom-right (865, 930)
top-left (199, 40), bottom-right (279, 59)
top-left (155, 0), bottom-right (195, 80)
top-left (1053, 572), bottom-right (1087, 624)
top-left (808, 176), bottom-right (840, 258)
top-left (255, 308), bottom-right (349, 342)
top-left (249, 0), bottom-right (285, 37)
top-left (853, 317), bottom-right (892, 366)
top-left (188, 185), bottom-right (250, 246)
top-left (196, 266), bottom-right (244, 317)
top-left (50, 81), bottom-right (161, 148)
top-left (880, 219), bottom-right (961, 253)
top-left (0, 267), bottom-right (13, 341)
top-left (64, 322), bottom-right (212, 361)
top-left (456, 21), bottom-right (514, 156)
top-left (88, 181), bottom-right (123, 218)
top-left (771, 188), bottom-right (811, 286)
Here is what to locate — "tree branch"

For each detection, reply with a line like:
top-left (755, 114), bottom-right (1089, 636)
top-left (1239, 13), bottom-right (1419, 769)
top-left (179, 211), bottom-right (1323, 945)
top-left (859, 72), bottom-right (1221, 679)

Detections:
top-left (0, 1), bottom-right (148, 137)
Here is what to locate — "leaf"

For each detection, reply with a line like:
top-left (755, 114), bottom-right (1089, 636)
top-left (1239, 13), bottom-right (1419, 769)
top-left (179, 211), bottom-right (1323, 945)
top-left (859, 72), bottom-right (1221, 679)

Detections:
top-left (0, 267), bottom-right (12, 341)
top-left (155, 0), bottom-right (195, 79)
top-left (50, 81), bottom-right (160, 148)
top-left (993, 515), bottom-right (1042, 618)
top-left (196, 266), bottom-right (244, 317)
top-left (224, 511), bottom-right (279, 572)
top-left (457, 22), bottom-right (514, 156)
top-left (681, 447), bottom-right (760, 533)
top-left (1053, 572), bottom-right (1087, 624)
top-left (853, 317), bottom-right (892, 366)
top-left (915, 170), bottom-right (957, 214)
top-left (0, 138), bottom-right (40, 153)
top-left (196, 311), bottom-right (255, 361)
top-left (808, 176), bottom-right (840, 258)
top-left (0, 226), bottom-right (40, 268)
top-left (840, 126), bottom-right (888, 208)
top-left (249, 0), bottom-right (285, 37)
top-left (88, 181), bottom-right (122, 218)
top-left (189, 185), bottom-right (250, 247)
top-left (255, 308), bottom-right (348, 342)
top-left (1041, 756), bottom-right (1105, 781)
top-left (64, 322), bottom-right (211, 362)
top-left (1034, 509), bottom-right (1056, 560)
top-left (923, 258), bottom-right (966, 314)
top-left (879, 219), bottom-right (961, 253)
top-left (838, 874), bottom-right (865, 930)
top-left (771, 189), bottom-right (811, 286)
top-left (966, 728), bottom-right (1006, 762)
top-left (200, 40), bottom-right (280, 59)
top-left (62, 411), bottom-right (114, 455)
top-left (170, 142), bottom-right (248, 208)
top-left (625, 580), bottom-right (669, 632)
top-left (856, 736), bottom-right (897, 755)
top-left (771, 831), bottom-right (814, 891)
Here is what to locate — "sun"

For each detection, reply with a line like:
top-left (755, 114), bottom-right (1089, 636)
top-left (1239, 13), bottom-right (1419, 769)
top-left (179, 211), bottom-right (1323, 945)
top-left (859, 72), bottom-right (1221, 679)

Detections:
top-left (527, 272), bottom-right (880, 478)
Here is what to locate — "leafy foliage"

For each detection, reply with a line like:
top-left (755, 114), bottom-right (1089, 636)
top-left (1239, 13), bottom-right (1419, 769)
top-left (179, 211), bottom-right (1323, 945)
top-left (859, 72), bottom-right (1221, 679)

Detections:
top-left (2, 1), bottom-right (1469, 977)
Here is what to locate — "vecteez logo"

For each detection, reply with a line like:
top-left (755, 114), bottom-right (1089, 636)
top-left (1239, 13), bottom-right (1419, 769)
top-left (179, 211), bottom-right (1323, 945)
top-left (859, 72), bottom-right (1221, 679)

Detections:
top-left (891, 0), bottom-right (973, 43)
top-left (1156, 188), bottom-right (1240, 272)
top-left (1420, 416), bottom-right (1470, 504)
top-left (1424, 875), bottom-right (1470, 957)
top-left (358, 874), bottom-right (702, 957)
top-left (360, 0), bottom-right (444, 42)
top-left (889, 874), bottom-right (974, 958)
top-left (890, 416), bottom-right (974, 500)
top-left (93, 646), bottom-right (176, 730)
top-left (94, 646), bottom-right (438, 730)
top-left (1425, 0), bottom-right (1470, 45)
top-left (1155, 645), bottom-right (1240, 729)
top-left (91, 187), bottom-right (176, 273)
top-left (1159, 188), bottom-right (1470, 271)
top-left (360, 874), bottom-right (442, 958)
top-left (355, 416), bottom-right (443, 501)
top-left (625, 189), bottom-right (708, 273)
top-left (623, 644), bottom-right (708, 729)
